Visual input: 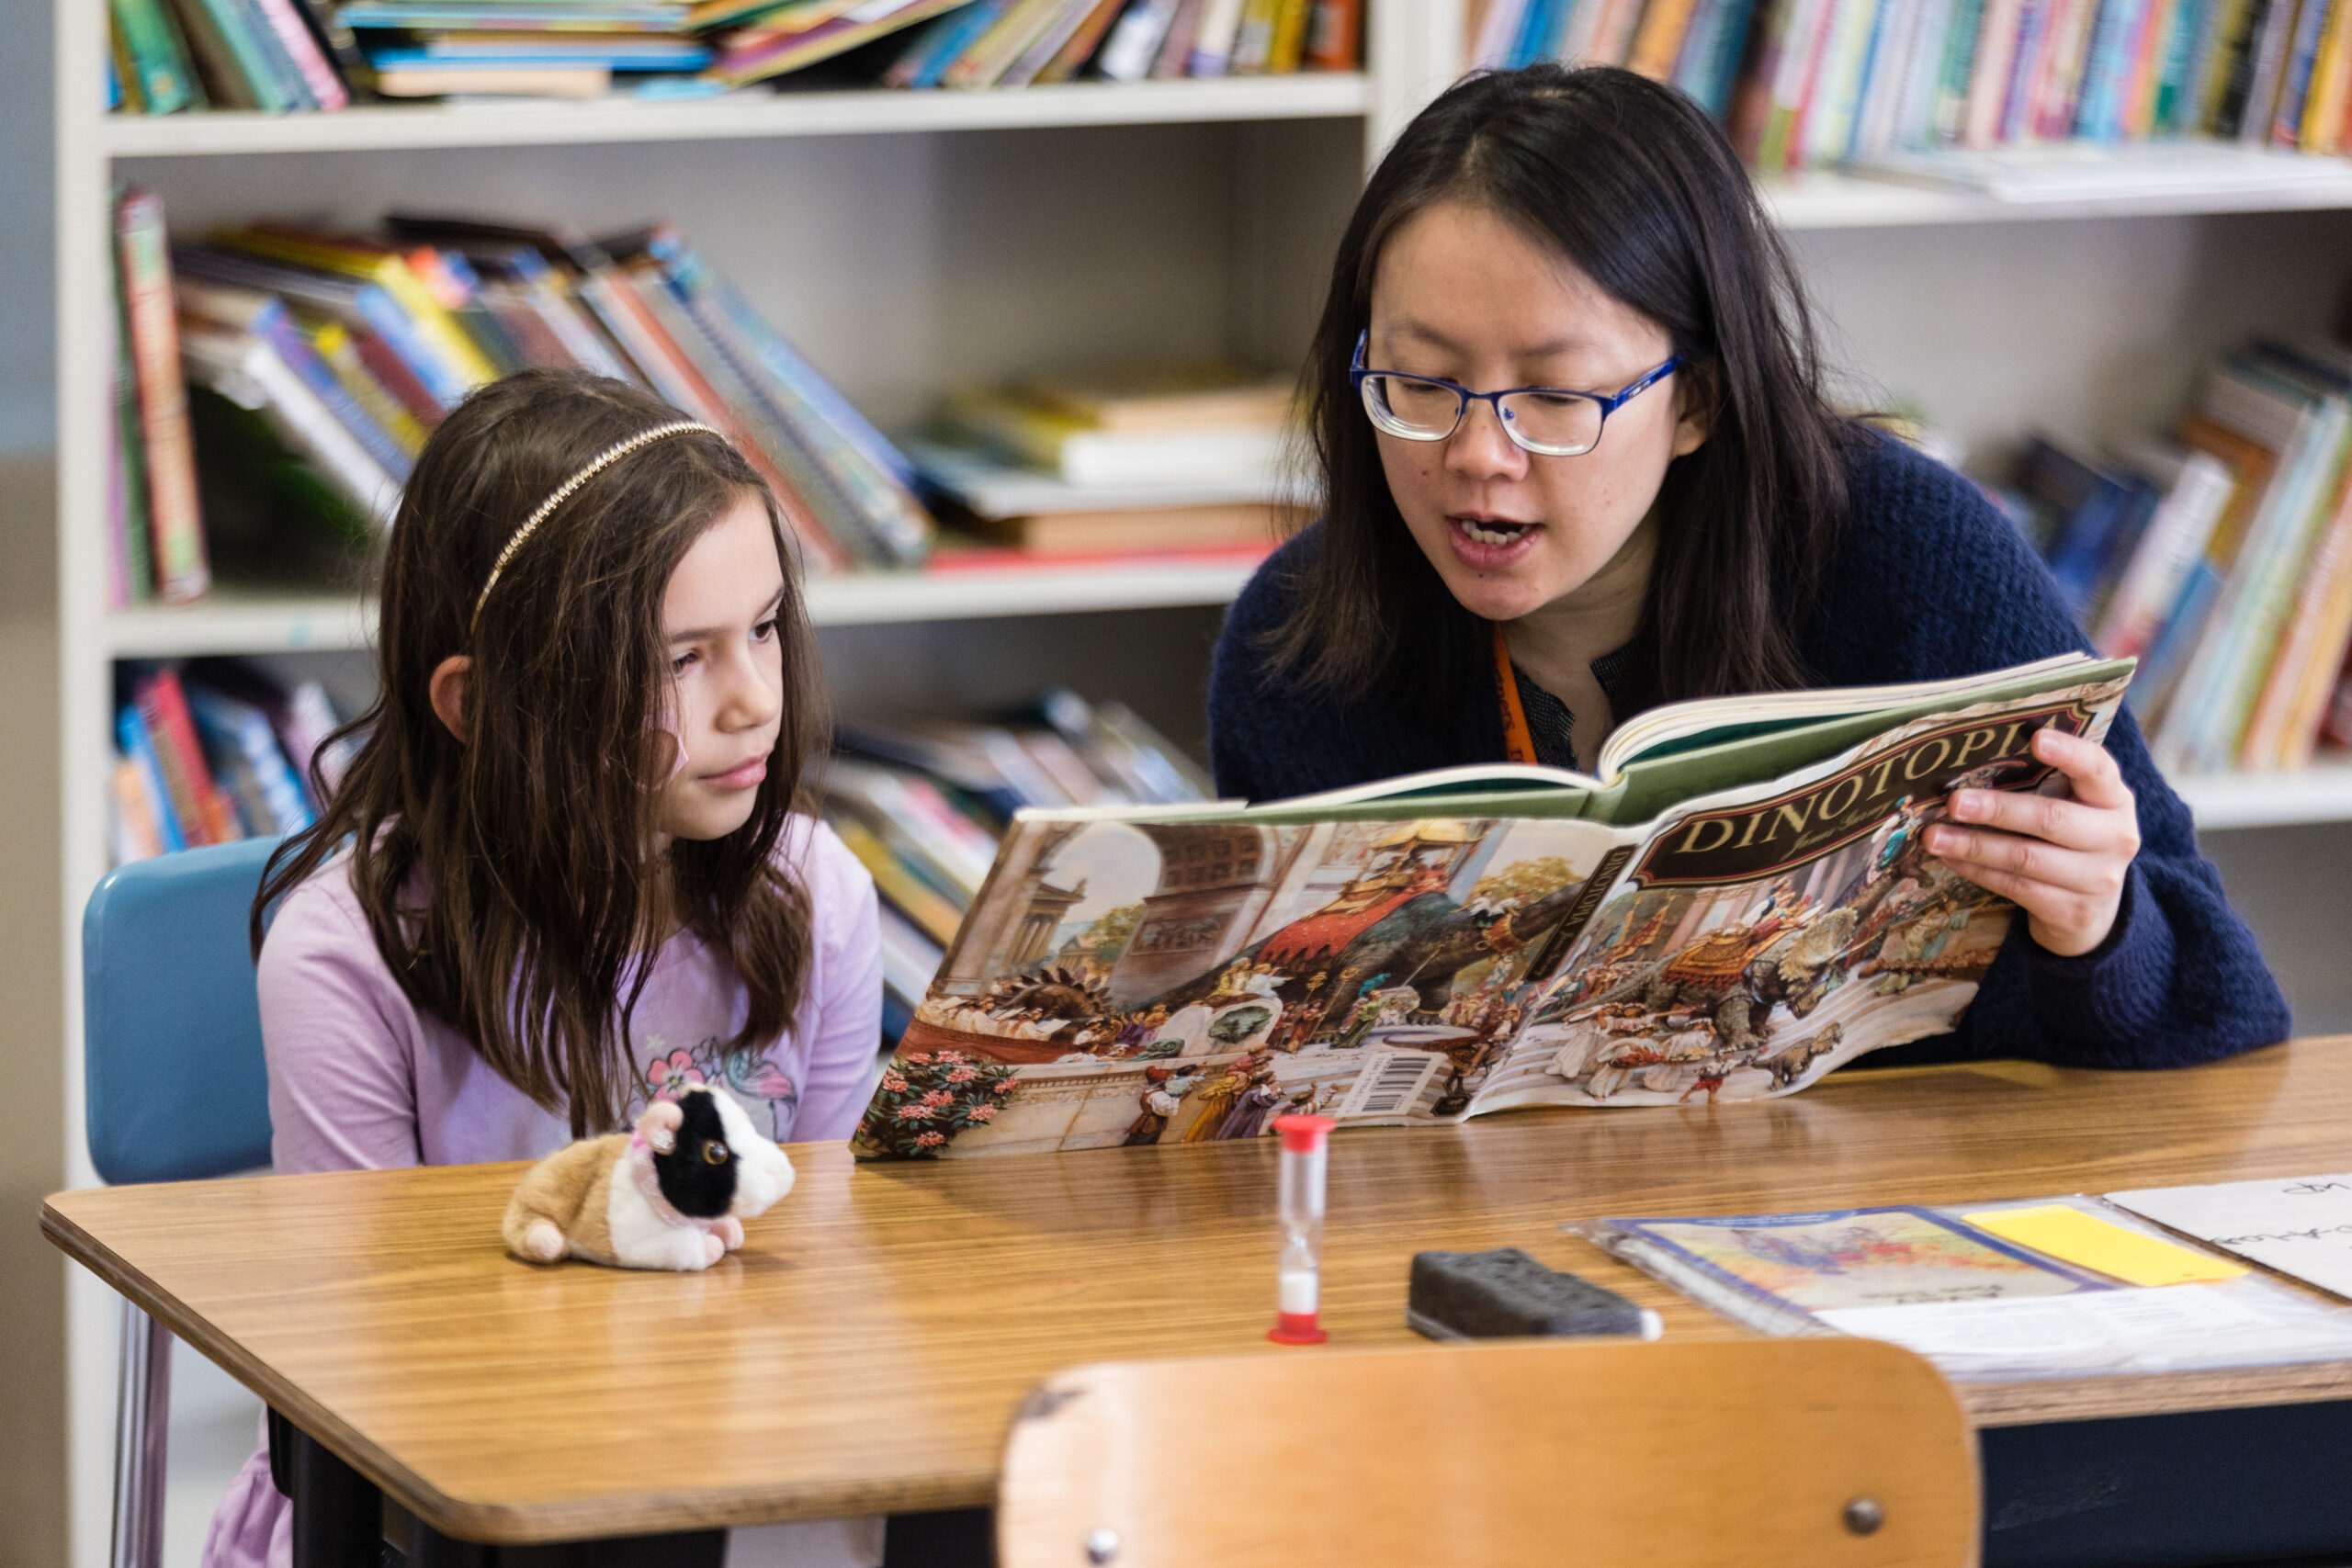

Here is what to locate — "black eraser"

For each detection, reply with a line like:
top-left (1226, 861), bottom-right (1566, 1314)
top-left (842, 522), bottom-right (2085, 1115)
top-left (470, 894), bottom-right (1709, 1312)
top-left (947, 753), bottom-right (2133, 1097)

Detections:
top-left (1407, 1247), bottom-right (1663, 1341)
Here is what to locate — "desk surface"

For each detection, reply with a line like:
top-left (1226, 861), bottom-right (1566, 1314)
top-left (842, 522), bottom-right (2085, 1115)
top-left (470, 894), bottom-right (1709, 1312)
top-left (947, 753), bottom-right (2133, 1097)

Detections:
top-left (44, 1038), bottom-right (2352, 1544)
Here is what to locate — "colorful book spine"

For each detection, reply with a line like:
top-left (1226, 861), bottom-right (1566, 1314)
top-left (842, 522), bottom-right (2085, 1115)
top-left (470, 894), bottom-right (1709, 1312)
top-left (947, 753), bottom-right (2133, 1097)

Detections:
top-left (1303, 0), bottom-right (1362, 65)
top-left (116, 189), bottom-right (210, 605)
top-left (111, 0), bottom-right (202, 112)
top-left (135, 667), bottom-right (239, 846)
top-left (115, 707), bottom-right (187, 855)
top-left (109, 271), bottom-right (157, 607)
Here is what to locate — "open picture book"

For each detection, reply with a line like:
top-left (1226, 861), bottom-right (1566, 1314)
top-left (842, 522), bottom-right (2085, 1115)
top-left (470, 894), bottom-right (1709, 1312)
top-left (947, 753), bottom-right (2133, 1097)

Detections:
top-left (851, 652), bottom-right (2134, 1159)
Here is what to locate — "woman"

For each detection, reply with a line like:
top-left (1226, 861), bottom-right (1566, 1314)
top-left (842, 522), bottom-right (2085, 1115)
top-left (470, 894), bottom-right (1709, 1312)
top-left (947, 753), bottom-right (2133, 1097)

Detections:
top-left (1207, 65), bottom-right (2286, 1069)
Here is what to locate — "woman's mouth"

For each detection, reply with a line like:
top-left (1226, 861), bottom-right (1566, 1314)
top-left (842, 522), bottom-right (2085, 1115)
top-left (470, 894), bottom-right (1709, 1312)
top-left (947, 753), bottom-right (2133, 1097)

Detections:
top-left (706, 755), bottom-right (768, 791)
top-left (1446, 514), bottom-right (1542, 570)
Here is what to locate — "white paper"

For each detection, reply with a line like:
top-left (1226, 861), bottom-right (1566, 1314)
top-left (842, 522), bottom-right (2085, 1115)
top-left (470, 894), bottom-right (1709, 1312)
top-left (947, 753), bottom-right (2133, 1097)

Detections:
top-left (2109, 1174), bottom-right (2352, 1302)
top-left (1817, 1285), bottom-right (2282, 1359)
top-left (1815, 1281), bottom-right (2352, 1379)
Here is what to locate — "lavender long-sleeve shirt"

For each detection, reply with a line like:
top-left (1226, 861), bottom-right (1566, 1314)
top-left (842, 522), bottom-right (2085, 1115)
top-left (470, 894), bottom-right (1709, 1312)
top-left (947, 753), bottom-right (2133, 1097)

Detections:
top-left (202, 817), bottom-right (882, 1568)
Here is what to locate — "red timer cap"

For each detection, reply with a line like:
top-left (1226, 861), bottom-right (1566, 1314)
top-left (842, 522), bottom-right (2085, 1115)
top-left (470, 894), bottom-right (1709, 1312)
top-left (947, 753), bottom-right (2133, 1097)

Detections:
top-left (1272, 1113), bottom-right (1336, 1154)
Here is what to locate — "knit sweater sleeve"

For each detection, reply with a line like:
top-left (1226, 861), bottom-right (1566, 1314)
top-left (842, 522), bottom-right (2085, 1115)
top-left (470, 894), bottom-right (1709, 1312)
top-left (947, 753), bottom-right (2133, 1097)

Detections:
top-left (1818, 433), bottom-right (2290, 1069)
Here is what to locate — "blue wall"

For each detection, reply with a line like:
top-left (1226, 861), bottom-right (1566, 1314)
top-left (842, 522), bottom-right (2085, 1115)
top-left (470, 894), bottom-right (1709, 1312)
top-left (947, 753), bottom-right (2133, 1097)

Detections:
top-left (1, 4), bottom-right (55, 457)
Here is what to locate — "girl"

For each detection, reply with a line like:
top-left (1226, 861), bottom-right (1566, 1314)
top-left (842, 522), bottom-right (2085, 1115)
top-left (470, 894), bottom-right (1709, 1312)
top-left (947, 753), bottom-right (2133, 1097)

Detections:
top-left (1208, 65), bottom-right (2288, 1068)
top-left (206, 369), bottom-right (883, 1567)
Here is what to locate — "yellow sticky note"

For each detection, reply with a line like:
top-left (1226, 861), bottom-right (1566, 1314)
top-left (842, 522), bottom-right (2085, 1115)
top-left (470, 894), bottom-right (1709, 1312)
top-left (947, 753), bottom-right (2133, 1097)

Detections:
top-left (1963, 1205), bottom-right (2249, 1287)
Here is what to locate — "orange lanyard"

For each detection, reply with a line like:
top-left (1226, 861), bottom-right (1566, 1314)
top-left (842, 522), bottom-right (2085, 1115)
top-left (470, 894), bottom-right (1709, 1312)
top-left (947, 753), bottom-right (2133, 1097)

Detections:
top-left (1493, 623), bottom-right (1539, 765)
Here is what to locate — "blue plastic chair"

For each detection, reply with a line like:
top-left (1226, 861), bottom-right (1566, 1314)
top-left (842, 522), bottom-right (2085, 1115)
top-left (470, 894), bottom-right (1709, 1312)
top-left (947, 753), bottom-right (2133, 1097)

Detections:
top-left (83, 836), bottom-right (282, 1568)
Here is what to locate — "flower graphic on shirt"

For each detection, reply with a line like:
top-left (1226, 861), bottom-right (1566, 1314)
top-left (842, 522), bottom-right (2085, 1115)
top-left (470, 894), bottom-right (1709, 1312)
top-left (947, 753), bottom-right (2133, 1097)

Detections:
top-left (720, 1051), bottom-right (798, 1116)
top-left (645, 1046), bottom-right (706, 1101)
top-left (625, 1036), bottom-right (802, 1143)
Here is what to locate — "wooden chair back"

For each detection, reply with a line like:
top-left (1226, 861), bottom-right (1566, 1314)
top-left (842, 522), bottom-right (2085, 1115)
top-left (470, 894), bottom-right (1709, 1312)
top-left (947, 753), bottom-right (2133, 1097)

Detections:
top-left (999, 1336), bottom-right (1978, 1568)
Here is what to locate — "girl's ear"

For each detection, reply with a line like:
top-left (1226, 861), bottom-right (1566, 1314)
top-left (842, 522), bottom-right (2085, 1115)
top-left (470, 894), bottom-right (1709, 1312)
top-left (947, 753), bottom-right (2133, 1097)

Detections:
top-left (429, 655), bottom-right (473, 742)
top-left (1670, 365), bottom-right (1716, 459)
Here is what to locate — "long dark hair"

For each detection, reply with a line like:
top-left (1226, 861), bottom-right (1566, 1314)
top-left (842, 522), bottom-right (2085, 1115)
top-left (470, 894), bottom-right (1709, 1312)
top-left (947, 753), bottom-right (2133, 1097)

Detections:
top-left (255, 368), bottom-right (830, 1135)
top-left (1269, 64), bottom-right (1850, 719)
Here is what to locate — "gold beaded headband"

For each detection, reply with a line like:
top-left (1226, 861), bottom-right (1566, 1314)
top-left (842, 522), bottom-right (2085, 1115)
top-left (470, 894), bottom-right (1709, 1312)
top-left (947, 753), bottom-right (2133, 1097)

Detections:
top-left (471, 421), bottom-right (719, 628)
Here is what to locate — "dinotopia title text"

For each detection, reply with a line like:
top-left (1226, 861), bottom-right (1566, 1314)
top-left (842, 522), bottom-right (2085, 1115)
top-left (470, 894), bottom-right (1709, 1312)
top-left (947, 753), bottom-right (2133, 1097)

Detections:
top-left (1631, 701), bottom-right (2092, 887)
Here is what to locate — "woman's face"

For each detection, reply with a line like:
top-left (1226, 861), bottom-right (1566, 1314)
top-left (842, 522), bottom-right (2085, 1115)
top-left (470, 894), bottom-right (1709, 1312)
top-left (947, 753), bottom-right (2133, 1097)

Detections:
top-left (1365, 199), bottom-right (1707, 625)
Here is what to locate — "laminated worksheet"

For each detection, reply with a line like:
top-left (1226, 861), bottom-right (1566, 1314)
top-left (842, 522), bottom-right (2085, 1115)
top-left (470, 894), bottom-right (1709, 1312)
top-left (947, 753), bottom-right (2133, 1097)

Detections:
top-left (2109, 1175), bottom-right (2352, 1302)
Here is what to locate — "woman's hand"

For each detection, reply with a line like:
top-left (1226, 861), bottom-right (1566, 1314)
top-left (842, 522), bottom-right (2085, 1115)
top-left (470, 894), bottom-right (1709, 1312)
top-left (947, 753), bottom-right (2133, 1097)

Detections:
top-left (1927, 727), bottom-right (2141, 959)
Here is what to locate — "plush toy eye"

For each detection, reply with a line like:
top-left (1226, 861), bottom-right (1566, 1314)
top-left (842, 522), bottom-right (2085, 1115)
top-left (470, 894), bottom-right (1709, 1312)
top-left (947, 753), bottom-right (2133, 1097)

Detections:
top-left (701, 1140), bottom-right (729, 1166)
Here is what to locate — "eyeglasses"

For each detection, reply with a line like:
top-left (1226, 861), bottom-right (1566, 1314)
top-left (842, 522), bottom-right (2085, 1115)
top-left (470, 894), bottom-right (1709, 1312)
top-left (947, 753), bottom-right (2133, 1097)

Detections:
top-left (1349, 330), bottom-right (1680, 457)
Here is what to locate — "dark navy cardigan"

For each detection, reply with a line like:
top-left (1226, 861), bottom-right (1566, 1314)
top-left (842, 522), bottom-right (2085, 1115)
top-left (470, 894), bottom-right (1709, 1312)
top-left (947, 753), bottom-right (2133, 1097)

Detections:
top-left (1206, 430), bottom-right (2291, 1070)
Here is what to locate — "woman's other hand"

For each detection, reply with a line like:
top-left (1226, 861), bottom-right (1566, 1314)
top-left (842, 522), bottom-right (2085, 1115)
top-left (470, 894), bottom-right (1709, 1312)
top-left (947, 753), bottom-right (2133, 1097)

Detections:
top-left (1927, 727), bottom-right (2142, 958)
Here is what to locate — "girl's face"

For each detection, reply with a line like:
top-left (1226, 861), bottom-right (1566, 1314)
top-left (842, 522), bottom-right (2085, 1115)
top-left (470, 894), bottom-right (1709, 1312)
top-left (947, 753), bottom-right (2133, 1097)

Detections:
top-left (1365, 200), bottom-right (1707, 625)
top-left (654, 491), bottom-right (787, 843)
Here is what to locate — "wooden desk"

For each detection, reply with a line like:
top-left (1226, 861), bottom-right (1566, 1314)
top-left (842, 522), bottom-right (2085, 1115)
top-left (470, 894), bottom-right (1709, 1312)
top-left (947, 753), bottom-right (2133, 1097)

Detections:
top-left (43, 1038), bottom-right (2352, 1552)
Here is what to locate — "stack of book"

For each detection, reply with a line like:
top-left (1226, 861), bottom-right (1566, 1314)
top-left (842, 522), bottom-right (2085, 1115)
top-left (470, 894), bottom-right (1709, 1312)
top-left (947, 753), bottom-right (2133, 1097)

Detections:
top-left (107, 188), bottom-right (934, 606)
top-left (108, 0), bottom-right (1363, 108)
top-left (341, 1), bottom-right (715, 99)
top-left (110, 0), bottom-right (355, 114)
top-left (822, 690), bottom-right (1213, 1038)
top-left (858, 0), bottom-right (1363, 88)
top-left (1999, 338), bottom-right (2352, 775)
top-left (917, 362), bottom-right (1304, 563)
top-left (111, 660), bottom-right (354, 863)
top-left (1467, 0), bottom-right (2352, 171)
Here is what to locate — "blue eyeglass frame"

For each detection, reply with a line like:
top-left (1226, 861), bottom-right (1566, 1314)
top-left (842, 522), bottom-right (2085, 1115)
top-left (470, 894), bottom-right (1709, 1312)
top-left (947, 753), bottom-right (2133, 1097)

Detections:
top-left (1348, 330), bottom-right (1681, 456)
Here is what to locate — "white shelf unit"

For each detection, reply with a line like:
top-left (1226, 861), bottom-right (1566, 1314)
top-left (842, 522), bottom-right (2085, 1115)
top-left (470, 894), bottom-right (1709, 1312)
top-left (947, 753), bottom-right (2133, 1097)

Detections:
top-left (99, 73), bottom-right (1374, 155)
top-left (36, 6), bottom-right (1477, 1563)
top-left (22, 0), bottom-right (2352, 1558)
top-left (97, 558), bottom-right (1272, 658)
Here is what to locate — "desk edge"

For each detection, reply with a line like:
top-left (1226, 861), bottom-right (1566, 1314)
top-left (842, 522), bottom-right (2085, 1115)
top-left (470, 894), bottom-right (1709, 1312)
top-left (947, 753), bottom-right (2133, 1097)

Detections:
top-left (42, 1197), bottom-right (997, 1540)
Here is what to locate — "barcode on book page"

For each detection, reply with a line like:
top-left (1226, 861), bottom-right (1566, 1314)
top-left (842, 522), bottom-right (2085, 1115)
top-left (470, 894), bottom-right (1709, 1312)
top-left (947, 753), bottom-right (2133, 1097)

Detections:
top-left (1338, 1050), bottom-right (1442, 1120)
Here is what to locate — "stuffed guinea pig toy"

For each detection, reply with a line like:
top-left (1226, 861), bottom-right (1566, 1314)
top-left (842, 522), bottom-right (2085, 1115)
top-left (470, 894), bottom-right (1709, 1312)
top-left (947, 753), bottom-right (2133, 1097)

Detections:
top-left (502, 1083), bottom-right (796, 1270)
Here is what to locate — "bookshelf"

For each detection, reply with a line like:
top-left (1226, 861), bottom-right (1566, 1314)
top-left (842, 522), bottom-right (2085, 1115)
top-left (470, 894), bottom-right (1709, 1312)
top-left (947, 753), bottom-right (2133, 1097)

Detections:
top-left (20, 2), bottom-right (2352, 1563)
top-left (98, 73), bottom-right (1377, 157)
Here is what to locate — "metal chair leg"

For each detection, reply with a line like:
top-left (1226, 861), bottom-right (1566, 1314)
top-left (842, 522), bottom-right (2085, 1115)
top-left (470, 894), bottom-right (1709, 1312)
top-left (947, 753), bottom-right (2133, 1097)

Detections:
top-left (110, 1298), bottom-right (173, 1568)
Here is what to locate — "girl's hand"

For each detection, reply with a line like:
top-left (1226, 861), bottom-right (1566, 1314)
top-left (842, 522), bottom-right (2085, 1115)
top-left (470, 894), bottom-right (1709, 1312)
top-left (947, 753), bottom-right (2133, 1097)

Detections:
top-left (1926, 727), bottom-right (2141, 959)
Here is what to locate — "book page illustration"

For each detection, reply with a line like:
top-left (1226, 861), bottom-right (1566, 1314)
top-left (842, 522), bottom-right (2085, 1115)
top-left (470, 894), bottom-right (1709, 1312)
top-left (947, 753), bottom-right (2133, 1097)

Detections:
top-left (1470, 673), bottom-right (2131, 1111)
top-left (853, 813), bottom-right (1626, 1157)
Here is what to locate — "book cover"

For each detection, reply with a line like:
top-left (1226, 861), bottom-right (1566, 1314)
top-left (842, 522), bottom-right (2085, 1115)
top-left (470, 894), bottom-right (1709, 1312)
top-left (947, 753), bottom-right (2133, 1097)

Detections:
top-left (109, 265), bottom-right (158, 606)
top-left (1628, 0), bottom-right (1707, 76)
top-left (1302, 0), bottom-right (1360, 66)
top-left (1150, 0), bottom-right (1210, 75)
top-left (164, 0), bottom-right (278, 108)
top-left (1603, 1206), bottom-right (2109, 1317)
top-left (2094, 444), bottom-right (2235, 661)
top-left (250, 0), bottom-right (347, 106)
top-left (2156, 355), bottom-right (2346, 770)
top-left (849, 656), bottom-right (2132, 1158)
top-left (176, 277), bottom-right (415, 480)
top-left (1960, 0), bottom-right (2029, 144)
top-left (1186, 0), bottom-right (1250, 73)
top-left (1098, 0), bottom-right (1184, 77)
top-left (1037, 0), bottom-right (1131, 81)
top-left (1001, 0), bottom-right (1114, 84)
top-left (117, 189), bottom-right (211, 605)
top-left (2268, 0), bottom-right (2330, 138)
top-left (2237, 0), bottom-right (2302, 137)
top-left (175, 244), bottom-right (472, 411)
top-left (626, 230), bottom-right (936, 565)
top-left (1227, 0), bottom-right (1283, 71)
top-left (135, 667), bottom-right (239, 847)
top-left (2295, 0), bottom-right (2352, 146)
top-left (212, 226), bottom-right (500, 393)
top-left (187, 685), bottom-right (318, 835)
top-left (112, 0), bottom-right (204, 112)
top-left (115, 706), bottom-right (187, 855)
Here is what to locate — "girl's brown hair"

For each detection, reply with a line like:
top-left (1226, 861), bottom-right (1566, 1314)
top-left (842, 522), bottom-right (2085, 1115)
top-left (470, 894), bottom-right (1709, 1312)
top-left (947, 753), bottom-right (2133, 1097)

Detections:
top-left (254, 368), bottom-right (830, 1135)
top-left (1271, 64), bottom-right (1851, 720)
